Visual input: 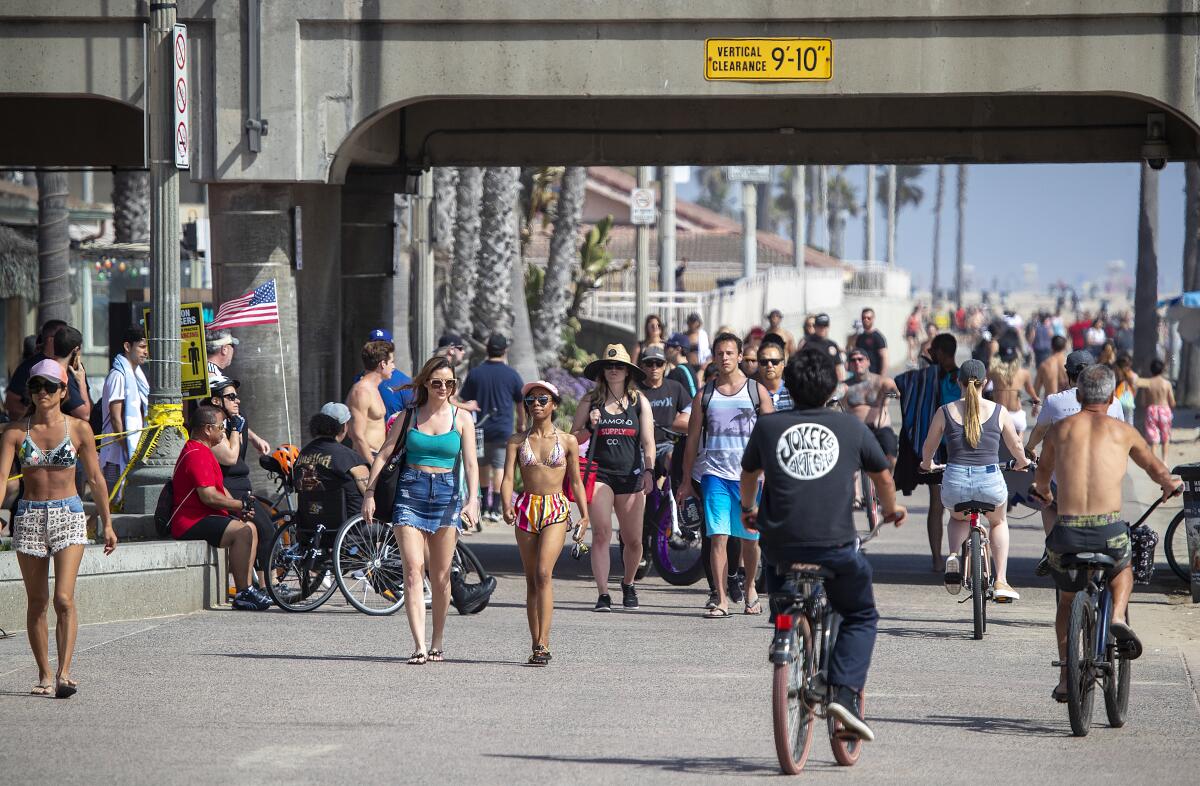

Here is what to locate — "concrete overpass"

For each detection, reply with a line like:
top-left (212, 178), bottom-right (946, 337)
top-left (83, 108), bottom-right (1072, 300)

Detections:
top-left (3, 0), bottom-right (1200, 437)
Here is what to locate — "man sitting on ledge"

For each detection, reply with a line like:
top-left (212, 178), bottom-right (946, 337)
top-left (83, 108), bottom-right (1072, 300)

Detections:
top-left (170, 404), bottom-right (271, 611)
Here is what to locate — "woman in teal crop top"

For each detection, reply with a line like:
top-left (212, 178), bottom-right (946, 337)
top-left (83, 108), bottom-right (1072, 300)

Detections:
top-left (361, 356), bottom-right (480, 665)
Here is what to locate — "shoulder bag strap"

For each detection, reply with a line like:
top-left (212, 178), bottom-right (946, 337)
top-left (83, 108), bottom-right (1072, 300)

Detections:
top-left (387, 407), bottom-right (416, 463)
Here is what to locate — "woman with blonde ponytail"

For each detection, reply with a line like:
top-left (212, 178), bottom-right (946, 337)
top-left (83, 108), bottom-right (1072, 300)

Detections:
top-left (920, 360), bottom-right (1029, 601)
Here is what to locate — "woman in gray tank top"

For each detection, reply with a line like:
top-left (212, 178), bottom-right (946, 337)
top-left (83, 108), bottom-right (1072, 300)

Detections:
top-left (919, 359), bottom-right (1030, 602)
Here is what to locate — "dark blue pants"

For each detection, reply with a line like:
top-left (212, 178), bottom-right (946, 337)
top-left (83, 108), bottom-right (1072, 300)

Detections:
top-left (766, 543), bottom-right (878, 691)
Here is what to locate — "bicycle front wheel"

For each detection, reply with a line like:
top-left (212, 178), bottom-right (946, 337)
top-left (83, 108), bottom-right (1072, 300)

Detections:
top-left (651, 495), bottom-right (705, 586)
top-left (970, 529), bottom-right (985, 640)
top-left (266, 522), bottom-right (337, 612)
top-left (859, 472), bottom-right (880, 536)
top-left (1164, 511), bottom-right (1190, 584)
top-left (1066, 591), bottom-right (1097, 736)
top-left (772, 616), bottom-right (816, 775)
top-left (333, 516), bottom-right (406, 616)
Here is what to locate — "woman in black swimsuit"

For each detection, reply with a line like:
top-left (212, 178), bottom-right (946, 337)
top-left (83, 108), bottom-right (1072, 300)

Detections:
top-left (571, 345), bottom-right (656, 612)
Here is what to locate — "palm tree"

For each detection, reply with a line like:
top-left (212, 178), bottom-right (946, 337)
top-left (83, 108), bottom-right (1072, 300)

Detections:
top-left (432, 167), bottom-right (458, 260)
top-left (533, 166), bottom-right (586, 371)
top-left (36, 170), bottom-right (71, 324)
top-left (1134, 162), bottom-right (1160, 375)
top-left (877, 165), bottom-right (925, 265)
top-left (446, 167), bottom-right (483, 340)
top-left (931, 166), bottom-right (945, 300)
top-left (954, 165), bottom-right (968, 308)
top-left (472, 166), bottom-right (521, 344)
top-left (825, 167), bottom-right (858, 259)
top-left (112, 170), bottom-right (150, 243)
top-left (1181, 162), bottom-right (1200, 406)
top-left (696, 166), bottom-right (732, 215)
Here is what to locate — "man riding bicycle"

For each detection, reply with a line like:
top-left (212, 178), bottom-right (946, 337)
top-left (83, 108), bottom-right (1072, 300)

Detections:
top-left (740, 348), bottom-right (906, 742)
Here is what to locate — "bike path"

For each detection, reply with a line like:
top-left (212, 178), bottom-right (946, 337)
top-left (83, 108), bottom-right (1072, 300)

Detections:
top-left (0, 484), bottom-right (1197, 784)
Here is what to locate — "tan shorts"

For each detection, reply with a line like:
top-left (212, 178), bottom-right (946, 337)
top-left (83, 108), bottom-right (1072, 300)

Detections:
top-left (13, 496), bottom-right (88, 558)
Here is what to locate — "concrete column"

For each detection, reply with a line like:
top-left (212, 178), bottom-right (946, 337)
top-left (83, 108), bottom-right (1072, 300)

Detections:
top-left (742, 181), bottom-right (757, 279)
top-left (886, 164), bottom-right (898, 266)
top-left (658, 166), bottom-right (676, 294)
top-left (791, 165), bottom-right (807, 313)
top-left (413, 170), bottom-right (435, 364)
top-left (122, 1), bottom-right (182, 513)
top-left (634, 166), bottom-right (652, 332)
top-left (340, 178), bottom-right (399, 386)
top-left (864, 164), bottom-right (876, 262)
top-left (208, 184), bottom-right (328, 470)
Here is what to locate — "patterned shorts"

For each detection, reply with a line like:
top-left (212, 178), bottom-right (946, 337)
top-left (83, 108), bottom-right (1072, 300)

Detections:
top-left (1045, 511), bottom-right (1131, 592)
top-left (13, 496), bottom-right (88, 558)
top-left (512, 492), bottom-right (571, 534)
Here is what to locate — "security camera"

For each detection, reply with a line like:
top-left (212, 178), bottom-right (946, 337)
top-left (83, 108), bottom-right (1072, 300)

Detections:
top-left (1143, 113), bottom-right (1168, 170)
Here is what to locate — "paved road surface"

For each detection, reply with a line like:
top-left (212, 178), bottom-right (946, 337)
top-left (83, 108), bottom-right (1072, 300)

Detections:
top-left (1, 483), bottom-right (1198, 785)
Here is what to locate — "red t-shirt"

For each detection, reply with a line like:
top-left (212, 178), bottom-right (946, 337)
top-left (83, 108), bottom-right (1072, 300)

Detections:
top-left (1068, 321), bottom-right (1089, 350)
top-left (171, 440), bottom-right (230, 537)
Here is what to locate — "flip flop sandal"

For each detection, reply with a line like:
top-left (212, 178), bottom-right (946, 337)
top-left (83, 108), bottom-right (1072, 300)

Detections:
top-left (704, 607), bottom-right (731, 619)
top-left (31, 683), bottom-right (53, 696)
top-left (1110, 622), bottom-right (1143, 660)
top-left (407, 651), bottom-right (428, 665)
top-left (54, 679), bottom-right (78, 699)
top-left (1051, 687), bottom-right (1069, 703)
top-left (744, 599), bottom-right (763, 615)
top-left (427, 649), bottom-right (445, 663)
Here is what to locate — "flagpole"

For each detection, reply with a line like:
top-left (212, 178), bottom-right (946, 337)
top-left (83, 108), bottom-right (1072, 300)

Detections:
top-left (276, 309), bottom-right (293, 447)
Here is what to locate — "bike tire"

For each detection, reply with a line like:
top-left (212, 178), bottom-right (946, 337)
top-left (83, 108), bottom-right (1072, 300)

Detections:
top-left (1104, 610), bottom-right (1131, 728)
top-left (650, 498), bottom-right (705, 587)
top-left (772, 616), bottom-right (816, 775)
top-left (859, 472), bottom-right (879, 536)
top-left (1164, 511), bottom-right (1190, 584)
top-left (265, 522), bottom-right (338, 612)
top-left (333, 515), bottom-right (406, 616)
top-left (829, 688), bottom-right (866, 766)
top-left (970, 529), bottom-right (984, 641)
top-left (1066, 591), bottom-right (1096, 736)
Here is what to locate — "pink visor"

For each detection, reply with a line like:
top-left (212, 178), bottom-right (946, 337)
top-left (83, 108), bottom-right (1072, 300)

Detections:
top-left (30, 358), bottom-right (67, 384)
top-left (521, 380), bottom-right (560, 398)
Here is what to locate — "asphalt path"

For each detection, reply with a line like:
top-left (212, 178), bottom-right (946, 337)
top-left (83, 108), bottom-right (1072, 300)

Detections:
top-left (1, 482), bottom-right (1198, 785)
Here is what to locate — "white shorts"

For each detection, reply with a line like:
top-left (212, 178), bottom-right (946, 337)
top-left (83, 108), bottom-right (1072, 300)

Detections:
top-left (1009, 407), bottom-right (1027, 434)
top-left (13, 496), bottom-right (88, 558)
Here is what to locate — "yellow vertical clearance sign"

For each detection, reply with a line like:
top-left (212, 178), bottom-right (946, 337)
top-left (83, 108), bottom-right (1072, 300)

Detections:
top-left (143, 302), bottom-right (209, 400)
top-left (705, 38), bottom-right (833, 81)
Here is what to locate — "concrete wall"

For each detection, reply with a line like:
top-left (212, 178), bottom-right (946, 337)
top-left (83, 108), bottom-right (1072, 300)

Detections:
top-left (0, 541), bottom-right (225, 633)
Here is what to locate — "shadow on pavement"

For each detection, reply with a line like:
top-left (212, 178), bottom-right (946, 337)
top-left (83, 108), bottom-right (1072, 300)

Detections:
top-left (874, 713), bottom-right (1064, 737)
top-left (486, 751), bottom-right (781, 777)
top-left (203, 652), bottom-right (524, 667)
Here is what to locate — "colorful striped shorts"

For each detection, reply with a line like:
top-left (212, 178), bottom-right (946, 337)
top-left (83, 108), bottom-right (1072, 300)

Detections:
top-left (512, 492), bottom-right (571, 534)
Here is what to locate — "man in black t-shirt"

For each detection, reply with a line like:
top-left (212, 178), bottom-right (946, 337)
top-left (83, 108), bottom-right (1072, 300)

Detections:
top-left (636, 345), bottom-right (691, 479)
top-left (6, 321), bottom-right (91, 421)
top-left (295, 403), bottom-right (369, 518)
top-left (740, 348), bottom-right (906, 744)
top-left (851, 308), bottom-right (889, 374)
top-left (802, 313), bottom-right (845, 382)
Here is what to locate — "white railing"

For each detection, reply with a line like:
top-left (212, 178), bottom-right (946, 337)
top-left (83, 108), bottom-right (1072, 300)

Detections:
top-left (842, 262), bottom-right (912, 299)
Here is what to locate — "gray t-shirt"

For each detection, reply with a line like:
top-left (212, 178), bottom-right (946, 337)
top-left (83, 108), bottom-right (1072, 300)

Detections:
top-left (1035, 387), bottom-right (1124, 426)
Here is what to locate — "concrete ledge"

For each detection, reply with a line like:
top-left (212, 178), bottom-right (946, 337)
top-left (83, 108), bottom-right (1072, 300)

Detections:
top-left (0, 540), bottom-right (227, 633)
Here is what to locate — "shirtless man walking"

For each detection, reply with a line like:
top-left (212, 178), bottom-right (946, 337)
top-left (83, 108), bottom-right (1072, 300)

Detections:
top-left (1034, 335), bottom-right (1070, 398)
top-left (843, 348), bottom-right (900, 469)
top-left (1030, 364), bottom-right (1180, 702)
top-left (346, 339), bottom-right (396, 461)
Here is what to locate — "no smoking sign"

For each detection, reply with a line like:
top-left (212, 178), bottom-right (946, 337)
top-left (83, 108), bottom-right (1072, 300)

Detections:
top-left (172, 24), bottom-right (190, 170)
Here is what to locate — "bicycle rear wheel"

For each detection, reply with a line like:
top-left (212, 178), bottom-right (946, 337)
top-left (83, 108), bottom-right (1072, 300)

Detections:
top-left (829, 688), bottom-right (866, 766)
top-left (333, 516), bottom-right (406, 616)
top-left (1104, 609), bottom-right (1131, 727)
top-left (1164, 511), bottom-right (1189, 584)
top-left (266, 522), bottom-right (337, 612)
top-left (970, 529), bottom-right (985, 640)
top-left (1066, 591), bottom-right (1097, 736)
top-left (772, 616), bottom-right (816, 775)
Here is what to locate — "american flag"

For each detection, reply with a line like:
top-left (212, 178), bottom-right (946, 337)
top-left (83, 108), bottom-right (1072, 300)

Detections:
top-left (207, 279), bottom-right (279, 330)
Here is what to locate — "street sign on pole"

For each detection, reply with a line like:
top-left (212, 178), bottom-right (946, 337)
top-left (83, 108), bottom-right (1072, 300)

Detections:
top-left (172, 23), bottom-right (190, 170)
top-left (726, 165), bottom-right (771, 183)
top-left (143, 302), bottom-right (208, 399)
top-left (630, 187), bottom-right (656, 225)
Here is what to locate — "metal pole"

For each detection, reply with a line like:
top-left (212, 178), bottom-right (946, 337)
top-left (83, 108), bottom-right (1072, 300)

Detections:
top-left (635, 166), bottom-right (652, 332)
top-left (742, 181), bottom-right (757, 279)
top-left (659, 166), bottom-right (676, 295)
top-left (414, 169), bottom-right (435, 362)
top-left (886, 164), bottom-right (898, 266)
top-left (122, 0), bottom-right (183, 513)
top-left (792, 165), bottom-right (807, 313)
top-left (864, 164), bottom-right (876, 262)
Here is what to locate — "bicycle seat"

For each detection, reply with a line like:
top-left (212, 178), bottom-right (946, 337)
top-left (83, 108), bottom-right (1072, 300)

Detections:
top-left (784, 563), bottom-right (835, 580)
top-left (1059, 552), bottom-right (1117, 569)
top-left (954, 501), bottom-right (996, 513)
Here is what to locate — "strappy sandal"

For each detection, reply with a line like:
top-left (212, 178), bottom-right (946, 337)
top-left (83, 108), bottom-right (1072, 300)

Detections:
top-left (427, 649), bottom-right (445, 663)
top-left (31, 682), bottom-right (53, 696)
top-left (54, 678), bottom-right (78, 699)
top-left (704, 607), bottom-right (731, 619)
top-left (407, 651), bottom-right (428, 665)
top-left (528, 646), bottom-right (551, 666)
top-left (744, 598), bottom-right (763, 615)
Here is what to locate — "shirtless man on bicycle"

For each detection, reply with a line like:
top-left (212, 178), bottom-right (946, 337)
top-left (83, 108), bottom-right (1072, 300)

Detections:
top-left (1030, 364), bottom-right (1180, 702)
top-left (842, 348), bottom-right (899, 469)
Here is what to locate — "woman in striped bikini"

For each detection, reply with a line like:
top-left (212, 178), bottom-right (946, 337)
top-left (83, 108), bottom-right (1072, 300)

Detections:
top-left (502, 381), bottom-right (590, 665)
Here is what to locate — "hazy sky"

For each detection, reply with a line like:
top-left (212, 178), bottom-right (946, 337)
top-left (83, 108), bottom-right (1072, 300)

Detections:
top-left (680, 164), bottom-right (1190, 295)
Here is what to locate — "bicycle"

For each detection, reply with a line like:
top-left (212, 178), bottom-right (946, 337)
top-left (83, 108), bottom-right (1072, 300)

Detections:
top-left (1163, 510), bottom-right (1193, 584)
top-left (1055, 491), bottom-right (1177, 736)
top-left (768, 519), bottom-right (894, 774)
top-left (641, 430), bottom-right (705, 586)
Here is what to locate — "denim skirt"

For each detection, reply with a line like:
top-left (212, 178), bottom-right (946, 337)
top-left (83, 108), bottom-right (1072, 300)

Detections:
top-left (392, 467), bottom-right (462, 533)
top-left (939, 464), bottom-right (1008, 509)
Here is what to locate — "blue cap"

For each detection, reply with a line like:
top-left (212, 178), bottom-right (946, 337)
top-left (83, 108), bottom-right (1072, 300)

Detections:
top-left (665, 332), bottom-right (690, 349)
top-left (368, 328), bottom-right (393, 342)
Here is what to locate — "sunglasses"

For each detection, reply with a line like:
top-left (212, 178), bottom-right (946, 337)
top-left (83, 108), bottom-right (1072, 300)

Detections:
top-left (428, 379), bottom-right (457, 390)
top-left (761, 358), bottom-right (784, 366)
top-left (640, 360), bottom-right (665, 368)
top-left (604, 362), bottom-right (626, 371)
top-left (524, 395), bottom-right (551, 406)
top-left (28, 378), bottom-right (63, 395)
top-left (221, 392), bottom-right (240, 401)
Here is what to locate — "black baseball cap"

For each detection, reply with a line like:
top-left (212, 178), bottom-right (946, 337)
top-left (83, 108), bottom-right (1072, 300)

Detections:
top-left (1065, 350), bottom-right (1095, 376)
top-left (486, 333), bottom-right (508, 353)
top-left (640, 345), bottom-right (666, 363)
top-left (437, 332), bottom-right (465, 349)
top-left (814, 313), bottom-right (831, 327)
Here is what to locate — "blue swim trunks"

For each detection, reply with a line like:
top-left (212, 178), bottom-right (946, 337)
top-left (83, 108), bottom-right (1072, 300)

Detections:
top-left (701, 475), bottom-right (759, 541)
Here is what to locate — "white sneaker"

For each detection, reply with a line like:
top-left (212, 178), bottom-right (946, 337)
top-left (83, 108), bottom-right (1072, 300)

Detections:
top-left (994, 580), bottom-right (1020, 602)
top-left (943, 554), bottom-right (962, 595)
